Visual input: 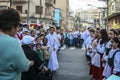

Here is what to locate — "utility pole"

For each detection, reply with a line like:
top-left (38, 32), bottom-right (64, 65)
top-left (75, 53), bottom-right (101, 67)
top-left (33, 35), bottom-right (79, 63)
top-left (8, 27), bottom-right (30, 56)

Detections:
top-left (106, 0), bottom-right (109, 29)
top-left (27, 0), bottom-right (30, 24)
top-left (39, 0), bottom-right (42, 24)
top-left (9, 0), bottom-right (13, 8)
top-left (99, 11), bottom-right (101, 28)
top-left (40, 0), bottom-right (42, 18)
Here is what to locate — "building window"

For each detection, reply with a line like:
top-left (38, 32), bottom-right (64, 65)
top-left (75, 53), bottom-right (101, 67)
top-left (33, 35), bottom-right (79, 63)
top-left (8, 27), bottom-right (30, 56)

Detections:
top-left (36, 6), bottom-right (43, 14)
top-left (16, 6), bottom-right (22, 13)
top-left (36, 6), bottom-right (40, 14)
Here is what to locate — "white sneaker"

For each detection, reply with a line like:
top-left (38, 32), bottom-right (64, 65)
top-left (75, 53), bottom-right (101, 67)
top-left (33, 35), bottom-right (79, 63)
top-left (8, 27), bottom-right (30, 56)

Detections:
top-left (61, 45), bottom-right (66, 50)
top-left (70, 47), bottom-right (75, 50)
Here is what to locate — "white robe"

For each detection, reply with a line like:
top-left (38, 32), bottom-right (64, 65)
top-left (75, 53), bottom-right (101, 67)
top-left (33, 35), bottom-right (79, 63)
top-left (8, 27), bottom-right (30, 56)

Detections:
top-left (46, 33), bottom-right (59, 71)
top-left (55, 33), bottom-right (61, 50)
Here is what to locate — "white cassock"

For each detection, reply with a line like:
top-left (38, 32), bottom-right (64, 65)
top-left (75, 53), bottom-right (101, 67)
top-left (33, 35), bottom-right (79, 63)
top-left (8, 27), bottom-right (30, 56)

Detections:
top-left (46, 33), bottom-right (59, 71)
top-left (54, 32), bottom-right (61, 50)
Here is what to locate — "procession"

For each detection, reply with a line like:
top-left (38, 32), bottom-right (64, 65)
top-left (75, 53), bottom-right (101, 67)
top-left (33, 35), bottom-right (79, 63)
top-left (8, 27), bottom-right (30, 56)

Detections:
top-left (0, 0), bottom-right (120, 80)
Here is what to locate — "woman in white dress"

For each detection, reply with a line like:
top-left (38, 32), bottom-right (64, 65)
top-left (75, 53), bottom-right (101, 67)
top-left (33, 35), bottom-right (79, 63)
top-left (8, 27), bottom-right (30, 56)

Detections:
top-left (103, 29), bottom-right (119, 79)
top-left (112, 37), bottom-right (120, 76)
top-left (92, 29), bottom-right (109, 80)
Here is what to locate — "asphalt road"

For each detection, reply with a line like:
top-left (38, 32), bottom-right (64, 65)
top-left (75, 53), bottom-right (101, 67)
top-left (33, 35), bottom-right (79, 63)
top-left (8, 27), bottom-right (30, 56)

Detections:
top-left (53, 47), bottom-right (91, 80)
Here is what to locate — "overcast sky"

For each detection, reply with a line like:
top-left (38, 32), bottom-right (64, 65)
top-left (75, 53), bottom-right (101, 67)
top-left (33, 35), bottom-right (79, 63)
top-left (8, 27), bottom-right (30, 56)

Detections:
top-left (69, 0), bottom-right (106, 11)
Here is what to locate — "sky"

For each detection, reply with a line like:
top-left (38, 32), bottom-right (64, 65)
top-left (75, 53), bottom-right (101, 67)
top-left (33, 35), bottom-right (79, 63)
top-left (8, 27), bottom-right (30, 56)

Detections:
top-left (69, 0), bottom-right (106, 11)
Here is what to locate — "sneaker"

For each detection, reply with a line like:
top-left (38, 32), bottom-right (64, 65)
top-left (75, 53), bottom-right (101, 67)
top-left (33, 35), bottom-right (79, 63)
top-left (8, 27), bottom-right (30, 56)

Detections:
top-left (70, 47), bottom-right (75, 50)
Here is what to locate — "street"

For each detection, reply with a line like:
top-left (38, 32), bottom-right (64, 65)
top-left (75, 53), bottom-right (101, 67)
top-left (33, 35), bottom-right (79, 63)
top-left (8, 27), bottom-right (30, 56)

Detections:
top-left (53, 48), bottom-right (91, 80)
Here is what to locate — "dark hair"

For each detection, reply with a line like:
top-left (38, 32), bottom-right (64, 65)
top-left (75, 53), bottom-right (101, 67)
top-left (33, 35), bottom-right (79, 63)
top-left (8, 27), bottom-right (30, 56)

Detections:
top-left (87, 27), bottom-right (91, 30)
top-left (30, 29), bottom-right (36, 34)
top-left (18, 23), bottom-right (23, 27)
top-left (89, 28), bottom-right (95, 33)
top-left (36, 43), bottom-right (42, 47)
top-left (110, 29), bottom-right (119, 36)
top-left (117, 29), bottom-right (120, 35)
top-left (96, 28), bottom-right (100, 31)
top-left (0, 8), bottom-right (20, 31)
top-left (43, 38), bottom-right (48, 42)
top-left (43, 38), bottom-right (48, 46)
top-left (100, 29), bottom-right (109, 44)
top-left (112, 37), bottom-right (120, 48)
top-left (35, 36), bottom-right (40, 41)
top-left (49, 27), bottom-right (54, 30)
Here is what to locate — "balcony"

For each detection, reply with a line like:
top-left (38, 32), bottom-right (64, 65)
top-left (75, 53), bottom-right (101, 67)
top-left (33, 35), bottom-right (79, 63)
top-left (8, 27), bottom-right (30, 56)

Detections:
top-left (45, 0), bottom-right (54, 7)
top-left (13, 0), bottom-right (27, 4)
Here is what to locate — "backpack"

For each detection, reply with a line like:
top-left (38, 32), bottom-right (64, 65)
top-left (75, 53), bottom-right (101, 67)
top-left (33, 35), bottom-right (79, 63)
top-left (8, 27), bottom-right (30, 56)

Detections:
top-left (108, 50), bottom-right (120, 67)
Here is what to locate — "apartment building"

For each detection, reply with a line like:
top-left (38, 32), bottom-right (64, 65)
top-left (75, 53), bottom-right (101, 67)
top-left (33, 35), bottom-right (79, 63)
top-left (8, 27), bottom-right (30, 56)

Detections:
top-left (0, 0), bottom-right (56, 29)
top-left (12, 0), bottom-right (55, 29)
top-left (55, 0), bottom-right (69, 29)
top-left (75, 9), bottom-right (101, 28)
top-left (107, 0), bottom-right (120, 29)
top-left (0, 0), bottom-right (10, 9)
top-left (0, 0), bottom-right (70, 30)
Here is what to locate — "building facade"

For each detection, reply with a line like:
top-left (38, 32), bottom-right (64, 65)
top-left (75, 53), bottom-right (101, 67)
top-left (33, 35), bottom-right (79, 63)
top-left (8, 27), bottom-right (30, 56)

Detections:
top-left (0, 0), bottom-right (70, 30)
top-left (75, 8), bottom-right (101, 28)
top-left (0, 0), bottom-right (56, 30)
top-left (55, 0), bottom-right (69, 29)
top-left (107, 0), bottom-right (120, 29)
top-left (0, 0), bottom-right (10, 9)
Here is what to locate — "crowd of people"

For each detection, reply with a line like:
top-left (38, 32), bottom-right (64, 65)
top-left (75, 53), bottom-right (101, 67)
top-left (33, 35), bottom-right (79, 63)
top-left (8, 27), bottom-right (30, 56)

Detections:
top-left (0, 8), bottom-right (120, 80)
top-left (15, 21), bottom-right (62, 79)
top-left (84, 27), bottom-right (120, 80)
top-left (0, 8), bottom-right (61, 80)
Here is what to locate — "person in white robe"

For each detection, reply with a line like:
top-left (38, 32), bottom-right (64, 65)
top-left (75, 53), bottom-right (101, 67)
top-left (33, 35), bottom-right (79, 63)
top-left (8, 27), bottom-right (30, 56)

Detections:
top-left (46, 27), bottom-right (59, 71)
top-left (55, 29), bottom-right (61, 51)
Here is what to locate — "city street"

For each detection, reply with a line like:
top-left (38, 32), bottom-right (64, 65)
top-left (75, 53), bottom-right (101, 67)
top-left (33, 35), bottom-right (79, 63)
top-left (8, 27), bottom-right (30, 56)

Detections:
top-left (53, 47), bottom-right (91, 80)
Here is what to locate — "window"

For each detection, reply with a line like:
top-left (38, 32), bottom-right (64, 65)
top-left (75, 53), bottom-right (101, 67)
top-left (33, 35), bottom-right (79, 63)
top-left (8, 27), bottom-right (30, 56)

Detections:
top-left (36, 6), bottom-right (43, 14)
top-left (16, 6), bottom-right (22, 13)
top-left (36, 6), bottom-right (40, 14)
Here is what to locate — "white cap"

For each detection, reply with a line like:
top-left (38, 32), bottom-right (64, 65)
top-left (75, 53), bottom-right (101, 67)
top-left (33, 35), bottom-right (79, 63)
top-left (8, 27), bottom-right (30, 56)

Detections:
top-left (22, 27), bottom-right (29, 32)
top-left (22, 35), bottom-right (35, 44)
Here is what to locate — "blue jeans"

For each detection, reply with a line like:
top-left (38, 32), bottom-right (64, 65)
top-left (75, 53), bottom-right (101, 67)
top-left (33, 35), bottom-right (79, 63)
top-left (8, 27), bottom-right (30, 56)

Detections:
top-left (70, 39), bottom-right (74, 47)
